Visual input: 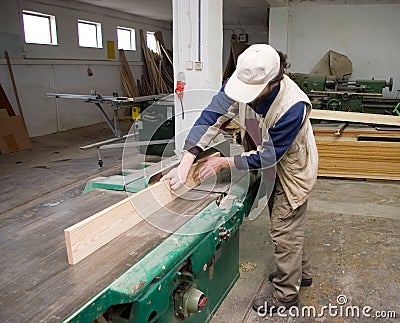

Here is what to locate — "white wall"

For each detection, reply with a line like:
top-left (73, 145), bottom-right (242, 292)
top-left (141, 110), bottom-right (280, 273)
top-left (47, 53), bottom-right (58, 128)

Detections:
top-left (0, 0), bottom-right (172, 137)
top-left (270, 3), bottom-right (400, 98)
top-left (222, 24), bottom-right (269, 69)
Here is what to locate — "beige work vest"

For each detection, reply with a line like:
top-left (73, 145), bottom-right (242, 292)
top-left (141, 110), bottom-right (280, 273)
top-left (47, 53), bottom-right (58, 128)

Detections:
top-left (239, 75), bottom-right (318, 210)
top-left (269, 75), bottom-right (318, 209)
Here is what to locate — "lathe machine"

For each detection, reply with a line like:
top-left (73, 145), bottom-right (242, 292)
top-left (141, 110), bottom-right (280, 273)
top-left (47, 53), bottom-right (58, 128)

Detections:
top-left (288, 73), bottom-right (399, 116)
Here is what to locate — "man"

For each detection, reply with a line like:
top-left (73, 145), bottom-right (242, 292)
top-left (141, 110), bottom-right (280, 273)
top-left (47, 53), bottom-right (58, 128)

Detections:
top-left (162, 44), bottom-right (318, 313)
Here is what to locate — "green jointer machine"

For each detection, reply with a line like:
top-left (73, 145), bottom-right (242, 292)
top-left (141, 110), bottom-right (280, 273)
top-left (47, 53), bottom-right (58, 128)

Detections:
top-left (0, 141), bottom-right (260, 323)
top-left (70, 143), bottom-right (260, 322)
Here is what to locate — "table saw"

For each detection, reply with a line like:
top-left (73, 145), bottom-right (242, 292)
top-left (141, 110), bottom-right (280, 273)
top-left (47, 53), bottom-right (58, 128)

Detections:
top-left (0, 143), bottom-right (260, 323)
top-left (46, 93), bottom-right (167, 138)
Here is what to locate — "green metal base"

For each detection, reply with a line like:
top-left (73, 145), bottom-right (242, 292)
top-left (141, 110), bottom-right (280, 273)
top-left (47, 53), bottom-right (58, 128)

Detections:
top-left (126, 230), bottom-right (241, 323)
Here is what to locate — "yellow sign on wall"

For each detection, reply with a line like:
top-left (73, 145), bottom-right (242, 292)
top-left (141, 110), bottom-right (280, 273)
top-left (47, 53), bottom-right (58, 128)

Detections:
top-left (107, 41), bottom-right (116, 60)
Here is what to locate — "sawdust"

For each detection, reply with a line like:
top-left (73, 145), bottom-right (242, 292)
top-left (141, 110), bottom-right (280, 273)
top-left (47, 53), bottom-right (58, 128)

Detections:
top-left (239, 262), bottom-right (257, 273)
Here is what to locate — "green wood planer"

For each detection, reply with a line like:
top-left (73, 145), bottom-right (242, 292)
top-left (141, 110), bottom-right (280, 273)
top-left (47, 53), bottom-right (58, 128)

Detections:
top-left (0, 141), bottom-right (260, 323)
top-left (66, 144), bottom-right (260, 322)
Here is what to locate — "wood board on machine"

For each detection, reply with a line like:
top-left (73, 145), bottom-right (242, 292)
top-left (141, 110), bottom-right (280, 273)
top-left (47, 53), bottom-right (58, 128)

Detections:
top-left (64, 153), bottom-right (219, 265)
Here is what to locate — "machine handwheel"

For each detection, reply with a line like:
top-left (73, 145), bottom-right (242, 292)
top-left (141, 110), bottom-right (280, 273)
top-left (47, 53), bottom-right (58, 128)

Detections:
top-left (327, 98), bottom-right (341, 110)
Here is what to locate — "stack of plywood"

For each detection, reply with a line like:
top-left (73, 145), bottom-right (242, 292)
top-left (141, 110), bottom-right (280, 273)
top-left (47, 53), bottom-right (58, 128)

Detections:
top-left (313, 124), bottom-right (400, 180)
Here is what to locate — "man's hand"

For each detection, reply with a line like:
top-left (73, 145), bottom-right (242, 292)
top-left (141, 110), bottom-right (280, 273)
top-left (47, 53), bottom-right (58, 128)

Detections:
top-left (160, 151), bottom-right (196, 190)
top-left (193, 156), bottom-right (235, 181)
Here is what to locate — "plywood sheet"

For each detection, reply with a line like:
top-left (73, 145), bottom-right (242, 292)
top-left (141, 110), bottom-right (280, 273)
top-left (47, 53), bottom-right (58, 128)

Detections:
top-left (0, 116), bottom-right (32, 154)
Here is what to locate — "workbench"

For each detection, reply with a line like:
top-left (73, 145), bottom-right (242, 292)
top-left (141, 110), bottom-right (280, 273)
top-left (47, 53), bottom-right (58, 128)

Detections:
top-left (46, 92), bottom-right (171, 167)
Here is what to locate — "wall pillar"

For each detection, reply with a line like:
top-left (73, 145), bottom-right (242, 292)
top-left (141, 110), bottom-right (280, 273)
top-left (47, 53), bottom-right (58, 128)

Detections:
top-left (172, 0), bottom-right (223, 152)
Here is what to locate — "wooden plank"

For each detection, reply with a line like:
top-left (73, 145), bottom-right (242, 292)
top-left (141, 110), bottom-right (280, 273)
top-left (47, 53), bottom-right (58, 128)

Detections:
top-left (310, 109), bottom-right (400, 127)
top-left (65, 181), bottom-right (174, 265)
top-left (65, 154), bottom-right (219, 265)
top-left (313, 124), bottom-right (400, 139)
top-left (5, 51), bottom-right (28, 133)
top-left (119, 49), bottom-right (139, 97)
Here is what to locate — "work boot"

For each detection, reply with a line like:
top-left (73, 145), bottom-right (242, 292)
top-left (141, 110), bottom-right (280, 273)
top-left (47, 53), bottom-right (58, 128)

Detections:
top-left (268, 271), bottom-right (313, 287)
top-left (252, 293), bottom-right (299, 314)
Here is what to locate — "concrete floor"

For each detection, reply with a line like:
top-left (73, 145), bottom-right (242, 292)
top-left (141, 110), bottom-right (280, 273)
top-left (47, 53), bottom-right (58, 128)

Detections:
top-left (1, 122), bottom-right (399, 322)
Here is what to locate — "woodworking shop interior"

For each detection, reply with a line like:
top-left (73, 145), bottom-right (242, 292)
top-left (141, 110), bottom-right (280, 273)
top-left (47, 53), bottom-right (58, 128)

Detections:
top-left (1, 0), bottom-right (400, 322)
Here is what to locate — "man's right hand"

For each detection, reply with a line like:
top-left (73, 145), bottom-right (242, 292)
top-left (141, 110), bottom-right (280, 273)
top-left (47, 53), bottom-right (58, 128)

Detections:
top-left (160, 151), bottom-right (196, 190)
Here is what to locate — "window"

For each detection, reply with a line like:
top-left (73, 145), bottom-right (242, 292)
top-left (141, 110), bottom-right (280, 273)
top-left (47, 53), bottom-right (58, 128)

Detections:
top-left (22, 10), bottom-right (58, 45)
top-left (146, 31), bottom-right (159, 54)
top-left (117, 27), bottom-right (136, 51)
top-left (78, 20), bottom-right (102, 48)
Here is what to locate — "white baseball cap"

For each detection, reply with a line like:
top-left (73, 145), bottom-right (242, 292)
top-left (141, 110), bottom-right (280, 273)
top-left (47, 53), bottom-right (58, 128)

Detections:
top-left (225, 44), bottom-right (281, 103)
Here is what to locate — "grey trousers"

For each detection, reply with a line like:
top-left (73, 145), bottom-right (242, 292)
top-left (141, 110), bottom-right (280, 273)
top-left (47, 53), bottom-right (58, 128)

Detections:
top-left (268, 178), bottom-right (312, 302)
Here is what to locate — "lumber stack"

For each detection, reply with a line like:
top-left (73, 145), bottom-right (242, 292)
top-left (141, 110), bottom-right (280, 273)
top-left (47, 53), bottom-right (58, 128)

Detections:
top-left (313, 124), bottom-right (400, 180)
top-left (119, 49), bottom-right (139, 97)
top-left (119, 30), bottom-right (173, 98)
top-left (138, 29), bottom-right (173, 96)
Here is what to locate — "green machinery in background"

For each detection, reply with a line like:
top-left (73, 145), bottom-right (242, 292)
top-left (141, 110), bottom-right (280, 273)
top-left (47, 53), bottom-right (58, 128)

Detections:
top-left (133, 74), bottom-right (399, 159)
top-left (136, 95), bottom-right (175, 157)
top-left (288, 73), bottom-right (399, 116)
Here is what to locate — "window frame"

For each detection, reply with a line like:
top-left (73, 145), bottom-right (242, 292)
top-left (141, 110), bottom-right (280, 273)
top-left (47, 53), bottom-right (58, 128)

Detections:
top-left (117, 26), bottom-right (136, 51)
top-left (22, 10), bottom-right (58, 45)
top-left (77, 19), bottom-right (103, 48)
